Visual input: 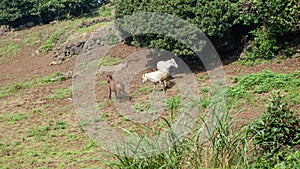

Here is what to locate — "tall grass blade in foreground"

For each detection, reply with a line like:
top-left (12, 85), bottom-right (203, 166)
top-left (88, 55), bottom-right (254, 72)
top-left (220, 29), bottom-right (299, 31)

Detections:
top-left (112, 103), bottom-right (250, 168)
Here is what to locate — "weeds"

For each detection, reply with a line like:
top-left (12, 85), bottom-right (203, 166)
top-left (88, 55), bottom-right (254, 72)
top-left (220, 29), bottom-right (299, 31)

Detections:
top-left (99, 55), bottom-right (122, 66)
top-left (39, 26), bottom-right (70, 53)
top-left (227, 70), bottom-right (300, 99)
top-left (23, 32), bottom-right (40, 47)
top-left (138, 86), bottom-right (153, 94)
top-left (133, 99), bottom-right (151, 113)
top-left (165, 95), bottom-right (181, 110)
top-left (0, 40), bottom-right (20, 58)
top-left (98, 6), bottom-right (112, 17)
top-left (113, 99), bottom-right (250, 168)
top-left (49, 88), bottom-right (72, 99)
top-left (0, 81), bottom-right (34, 98)
top-left (0, 112), bottom-right (28, 125)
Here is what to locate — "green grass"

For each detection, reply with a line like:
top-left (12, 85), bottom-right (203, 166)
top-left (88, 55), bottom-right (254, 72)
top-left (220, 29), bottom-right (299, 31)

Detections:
top-left (165, 95), bottom-right (181, 110)
top-left (113, 70), bottom-right (300, 168)
top-left (78, 21), bottom-right (111, 34)
top-left (227, 70), bottom-right (300, 100)
top-left (99, 55), bottom-right (122, 66)
top-left (0, 56), bottom-right (4, 64)
top-left (113, 105), bottom-right (249, 168)
top-left (39, 26), bottom-right (70, 53)
top-left (98, 5), bottom-right (112, 17)
top-left (0, 106), bottom-right (112, 168)
top-left (23, 32), bottom-right (40, 47)
top-left (133, 99), bottom-right (151, 113)
top-left (0, 72), bottom-right (71, 98)
top-left (35, 71), bottom-right (68, 84)
top-left (138, 85), bottom-right (154, 94)
top-left (0, 40), bottom-right (20, 58)
top-left (0, 81), bottom-right (34, 98)
top-left (0, 112), bottom-right (28, 125)
top-left (49, 88), bottom-right (72, 99)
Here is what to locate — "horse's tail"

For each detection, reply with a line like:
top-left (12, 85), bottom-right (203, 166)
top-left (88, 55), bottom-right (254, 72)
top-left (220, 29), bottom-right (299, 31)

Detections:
top-left (118, 83), bottom-right (130, 101)
top-left (119, 83), bottom-right (127, 94)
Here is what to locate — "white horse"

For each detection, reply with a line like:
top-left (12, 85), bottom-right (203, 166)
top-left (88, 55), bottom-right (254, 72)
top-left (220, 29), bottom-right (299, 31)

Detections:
top-left (156, 58), bottom-right (178, 74)
top-left (142, 70), bottom-right (169, 91)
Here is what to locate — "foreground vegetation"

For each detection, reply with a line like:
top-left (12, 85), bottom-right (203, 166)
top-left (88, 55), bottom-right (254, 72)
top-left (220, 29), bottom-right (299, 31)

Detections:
top-left (112, 72), bottom-right (300, 168)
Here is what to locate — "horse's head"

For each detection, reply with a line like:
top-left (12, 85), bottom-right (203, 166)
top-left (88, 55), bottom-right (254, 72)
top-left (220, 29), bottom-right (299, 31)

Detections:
top-left (142, 74), bottom-right (147, 83)
top-left (170, 59), bottom-right (178, 69)
top-left (106, 74), bottom-right (113, 83)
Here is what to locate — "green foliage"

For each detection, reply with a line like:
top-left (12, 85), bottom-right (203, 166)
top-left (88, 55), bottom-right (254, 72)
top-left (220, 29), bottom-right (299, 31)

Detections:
top-left (23, 32), bottom-right (39, 47)
top-left (99, 55), bottom-right (122, 66)
top-left (98, 5), bottom-right (112, 17)
top-left (246, 26), bottom-right (279, 60)
top-left (199, 97), bottom-right (211, 110)
top-left (113, 107), bottom-right (249, 168)
top-left (115, 0), bottom-right (241, 56)
top-left (0, 112), bottom-right (28, 125)
top-left (138, 86), bottom-right (153, 94)
top-left (49, 88), bottom-right (72, 99)
top-left (39, 26), bottom-right (70, 53)
top-left (248, 92), bottom-right (300, 168)
top-left (0, 41), bottom-right (20, 58)
top-left (36, 71), bottom-right (70, 84)
top-left (0, 0), bottom-right (102, 26)
top-left (0, 81), bottom-right (34, 98)
top-left (54, 120), bottom-right (67, 130)
top-left (165, 95), bottom-right (181, 110)
top-left (27, 125), bottom-right (51, 139)
top-left (227, 70), bottom-right (300, 99)
top-left (200, 110), bottom-right (249, 168)
top-left (133, 99), bottom-right (151, 113)
top-left (240, 0), bottom-right (300, 60)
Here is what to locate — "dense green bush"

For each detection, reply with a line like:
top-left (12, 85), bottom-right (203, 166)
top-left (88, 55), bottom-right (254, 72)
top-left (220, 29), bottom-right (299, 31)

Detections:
top-left (115, 0), bottom-right (299, 60)
top-left (240, 0), bottom-right (300, 60)
top-left (115, 0), bottom-right (241, 56)
top-left (248, 91), bottom-right (300, 168)
top-left (0, 0), bottom-right (105, 26)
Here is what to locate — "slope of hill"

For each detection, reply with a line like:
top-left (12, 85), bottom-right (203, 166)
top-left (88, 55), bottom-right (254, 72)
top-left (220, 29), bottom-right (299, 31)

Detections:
top-left (0, 14), bottom-right (299, 168)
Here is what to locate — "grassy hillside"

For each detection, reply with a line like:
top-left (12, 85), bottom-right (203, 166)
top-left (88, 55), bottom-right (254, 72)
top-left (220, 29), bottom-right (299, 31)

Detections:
top-left (0, 7), bottom-right (299, 168)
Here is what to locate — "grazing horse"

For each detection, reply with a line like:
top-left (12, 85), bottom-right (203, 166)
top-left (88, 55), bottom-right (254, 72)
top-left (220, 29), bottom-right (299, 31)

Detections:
top-left (156, 58), bottom-right (178, 74)
top-left (106, 74), bottom-right (129, 100)
top-left (142, 70), bottom-right (169, 92)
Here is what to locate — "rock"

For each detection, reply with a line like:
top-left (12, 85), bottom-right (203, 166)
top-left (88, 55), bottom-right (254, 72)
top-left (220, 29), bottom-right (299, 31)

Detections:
top-left (239, 41), bottom-right (252, 59)
top-left (78, 17), bottom-right (112, 28)
top-left (96, 39), bottom-right (103, 45)
top-left (292, 52), bottom-right (300, 58)
top-left (26, 22), bottom-right (35, 27)
top-left (35, 50), bottom-right (41, 56)
top-left (19, 24), bottom-right (26, 30)
top-left (98, 63), bottom-right (128, 72)
top-left (0, 25), bottom-right (11, 36)
top-left (49, 60), bottom-right (63, 66)
top-left (49, 21), bottom-right (58, 25)
top-left (75, 41), bottom-right (85, 47)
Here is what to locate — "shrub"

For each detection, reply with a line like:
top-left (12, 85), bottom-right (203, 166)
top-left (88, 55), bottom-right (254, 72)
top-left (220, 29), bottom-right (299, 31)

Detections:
top-left (115, 0), bottom-right (241, 56)
top-left (240, 0), bottom-right (300, 60)
top-left (248, 91), bottom-right (300, 168)
top-left (0, 0), bottom-right (103, 26)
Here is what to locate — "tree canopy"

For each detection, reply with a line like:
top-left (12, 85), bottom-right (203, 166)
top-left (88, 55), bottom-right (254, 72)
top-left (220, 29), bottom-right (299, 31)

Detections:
top-left (0, 0), bottom-right (106, 26)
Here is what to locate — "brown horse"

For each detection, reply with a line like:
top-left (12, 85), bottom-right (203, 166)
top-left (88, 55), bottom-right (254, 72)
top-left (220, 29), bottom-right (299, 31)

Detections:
top-left (106, 74), bottom-right (129, 100)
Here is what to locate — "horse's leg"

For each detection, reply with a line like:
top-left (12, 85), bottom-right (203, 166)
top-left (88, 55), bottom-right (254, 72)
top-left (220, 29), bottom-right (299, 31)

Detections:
top-left (163, 80), bottom-right (167, 93)
top-left (108, 88), bottom-right (112, 99)
top-left (115, 86), bottom-right (121, 100)
top-left (152, 83), bottom-right (157, 92)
